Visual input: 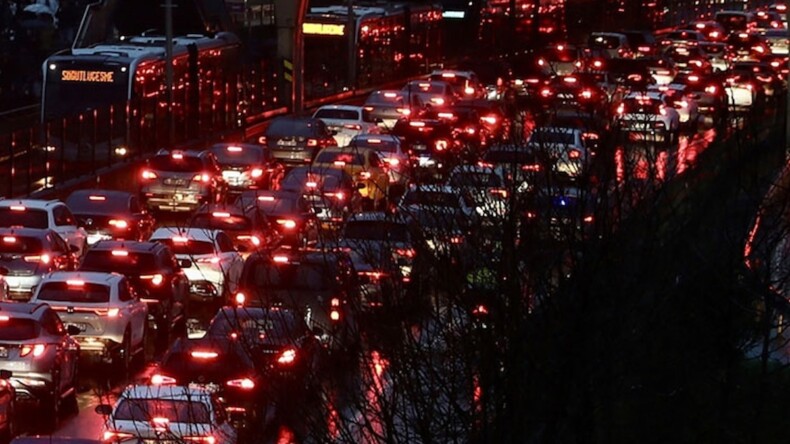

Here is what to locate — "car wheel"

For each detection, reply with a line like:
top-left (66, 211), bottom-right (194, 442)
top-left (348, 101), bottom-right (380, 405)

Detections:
top-left (114, 329), bottom-right (132, 378)
top-left (3, 400), bottom-right (16, 441)
top-left (42, 376), bottom-right (60, 432)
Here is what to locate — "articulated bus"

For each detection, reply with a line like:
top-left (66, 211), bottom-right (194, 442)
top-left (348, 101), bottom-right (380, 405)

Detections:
top-left (303, 2), bottom-right (443, 100)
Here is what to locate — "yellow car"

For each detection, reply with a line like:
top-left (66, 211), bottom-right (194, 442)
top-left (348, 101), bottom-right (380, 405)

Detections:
top-left (312, 146), bottom-right (390, 207)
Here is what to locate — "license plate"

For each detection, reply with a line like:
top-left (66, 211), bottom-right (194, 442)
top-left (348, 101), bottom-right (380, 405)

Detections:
top-left (223, 170), bottom-right (241, 178)
top-left (0, 348), bottom-right (7, 359)
top-left (278, 139), bottom-right (297, 147)
top-left (413, 144), bottom-right (427, 151)
top-left (174, 194), bottom-right (183, 201)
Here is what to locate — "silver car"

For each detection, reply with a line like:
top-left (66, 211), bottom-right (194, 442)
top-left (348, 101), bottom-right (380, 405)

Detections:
top-left (139, 150), bottom-right (226, 212)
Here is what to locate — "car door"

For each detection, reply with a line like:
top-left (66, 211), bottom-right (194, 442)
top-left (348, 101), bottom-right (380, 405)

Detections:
top-left (41, 308), bottom-right (77, 392)
top-left (118, 279), bottom-right (147, 347)
top-left (215, 232), bottom-right (242, 293)
top-left (52, 204), bottom-right (87, 255)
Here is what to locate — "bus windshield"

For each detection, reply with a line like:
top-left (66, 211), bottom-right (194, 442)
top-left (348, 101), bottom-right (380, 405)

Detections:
top-left (43, 62), bottom-right (129, 120)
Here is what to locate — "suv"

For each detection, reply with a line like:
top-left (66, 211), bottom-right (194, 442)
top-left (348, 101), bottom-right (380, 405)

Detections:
top-left (260, 116), bottom-right (337, 167)
top-left (31, 272), bottom-right (148, 372)
top-left (0, 199), bottom-right (87, 257)
top-left (312, 104), bottom-right (380, 147)
top-left (204, 143), bottom-right (284, 192)
top-left (79, 241), bottom-right (190, 351)
top-left (428, 69), bottom-right (484, 99)
top-left (0, 302), bottom-right (80, 430)
top-left (139, 150), bottom-right (227, 213)
top-left (65, 189), bottom-right (155, 245)
top-left (0, 228), bottom-right (78, 301)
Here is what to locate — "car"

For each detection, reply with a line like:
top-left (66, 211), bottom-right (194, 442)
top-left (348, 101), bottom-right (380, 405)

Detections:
top-left (715, 10), bottom-right (756, 34)
top-left (536, 43), bottom-right (582, 76)
top-left (726, 32), bottom-right (770, 61)
top-left (452, 99), bottom-right (512, 144)
top-left (671, 72), bottom-right (728, 118)
top-left (0, 228), bottom-right (78, 301)
top-left (139, 149), bottom-right (227, 213)
top-left (509, 59), bottom-right (553, 99)
top-left (419, 107), bottom-right (487, 151)
top-left (64, 189), bottom-right (155, 245)
top-left (399, 184), bottom-right (477, 228)
top-left (447, 164), bottom-right (511, 221)
top-left (658, 30), bottom-right (706, 49)
top-left (390, 118), bottom-right (459, 183)
top-left (0, 302), bottom-right (79, 431)
top-left (31, 271), bottom-right (147, 372)
top-left (340, 212), bottom-right (416, 286)
top-left (78, 241), bottom-right (190, 351)
top-left (190, 203), bottom-right (277, 253)
top-left (731, 61), bottom-right (784, 97)
top-left (155, 306), bottom-right (321, 404)
top-left (482, 144), bottom-right (542, 191)
top-left (311, 146), bottom-right (391, 209)
top-left (401, 80), bottom-right (457, 108)
top-left (205, 143), bottom-right (284, 192)
top-left (235, 247), bottom-right (360, 346)
top-left (0, 199), bottom-right (88, 257)
top-left (362, 90), bottom-right (421, 129)
top-left (526, 127), bottom-right (593, 180)
top-left (97, 385), bottom-right (237, 444)
top-left (587, 32), bottom-right (632, 59)
top-left (521, 185), bottom-right (597, 244)
top-left (537, 74), bottom-right (608, 117)
top-left (408, 208), bottom-right (472, 264)
top-left (260, 116), bottom-right (337, 167)
top-left (724, 70), bottom-right (760, 109)
top-left (649, 83), bottom-right (701, 128)
top-left (753, 9), bottom-right (785, 32)
top-left (149, 228), bottom-right (244, 315)
top-left (614, 92), bottom-right (681, 143)
top-left (698, 41), bottom-right (730, 72)
top-left (663, 45), bottom-right (713, 75)
top-left (236, 190), bottom-right (321, 246)
top-left (685, 21), bottom-right (727, 42)
top-left (349, 134), bottom-right (410, 187)
top-left (619, 29), bottom-right (659, 57)
top-left (279, 167), bottom-right (360, 227)
top-left (764, 28), bottom-right (789, 55)
top-left (429, 69), bottom-right (485, 98)
top-left (312, 104), bottom-right (380, 147)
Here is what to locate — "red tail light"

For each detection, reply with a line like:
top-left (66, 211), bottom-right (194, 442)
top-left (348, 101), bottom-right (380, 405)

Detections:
top-left (250, 168), bottom-right (264, 178)
top-left (234, 292), bottom-right (246, 305)
top-left (394, 248), bottom-right (415, 258)
top-left (20, 344), bottom-right (45, 357)
top-left (276, 219), bottom-right (296, 229)
top-left (141, 273), bottom-right (164, 286)
top-left (481, 115), bottom-right (497, 125)
top-left (580, 89), bottom-right (593, 99)
top-left (435, 140), bottom-right (448, 151)
top-left (191, 350), bottom-right (218, 359)
top-left (24, 254), bottom-right (51, 264)
top-left (227, 378), bottom-right (256, 389)
top-left (568, 149), bottom-right (582, 159)
top-left (277, 348), bottom-right (297, 365)
top-left (141, 170), bottom-right (157, 180)
top-left (307, 139), bottom-right (319, 147)
top-left (616, 103), bottom-right (625, 115)
top-left (358, 171), bottom-right (372, 180)
top-left (583, 215), bottom-right (595, 223)
top-left (330, 297), bottom-right (341, 321)
top-left (472, 304), bottom-right (489, 315)
top-left (396, 108), bottom-right (411, 116)
top-left (151, 374), bottom-right (176, 385)
top-left (258, 136), bottom-right (268, 145)
top-left (540, 87), bottom-right (552, 97)
top-left (344, 124), bottom-right (362, 130)
top-left (489, 188), bottom-right (508, 198)
top-left (103, 431), bottom-right (135, 441)
top-left (195, 256), bottom-right (221, 264)
top-left (192, 173), bottom-right (210, 183)
top-left (108, 219), bottom-right (128, 229)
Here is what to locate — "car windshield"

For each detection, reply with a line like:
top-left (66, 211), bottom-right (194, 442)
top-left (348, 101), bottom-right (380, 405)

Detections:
top-left (113, 398), bottom-right (211, 424)
top-left (267, 119), bottom-right (316, 137)
top-left (530, 131), bottom-right (575, 145)
top-left (589, 35), bottom-right (622, 49)
top-left (351, 138), bottom-right (398, 153)
top-left (208, 145), bottom-right (263, 166)
top-left (154, 239), bottom-right (215, 256)
top-left (149, 155), bottom-right (203, 173)
top-left (0, 236), bottom-right (43, 253)
top-left (80, 251), bottom-right (159, 274)
top-left (37, 282), bottom-right (111, 303)
top-left (191, 213), bottom-right (253, 231)
top-left (0, 318), bottom-right (39, 340)
top-left (245, 260), bottom-right (337, 292)
top-left (209, 308), bottom-right (304, 345)
top-left (65, 194), bottom-right (130, 214)
top-left (315, 151), bottom-right (365, 166)
top-left (314, 108), bottom-right (360, 120)
top-left (0, 208), bottom-right (48, 229)
top-left (343, 221), bottom-right (410, 243)
top-left (281, 170), bottom-right (343, 191)
top-left (449, 172), bottom-right (503, 188)
top-left (623, 98), bottom-right (662, 114)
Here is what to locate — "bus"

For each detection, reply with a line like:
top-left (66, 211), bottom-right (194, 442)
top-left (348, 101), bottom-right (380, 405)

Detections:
top-left (303, 2), bottom-right (443, 100)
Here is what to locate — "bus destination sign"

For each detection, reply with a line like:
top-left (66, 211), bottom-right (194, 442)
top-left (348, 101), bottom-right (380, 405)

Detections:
top-left (61, 70), bottom-right (114, 83)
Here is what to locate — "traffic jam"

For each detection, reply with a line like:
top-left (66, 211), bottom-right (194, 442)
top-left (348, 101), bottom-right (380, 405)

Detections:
top-left (0, 3), bottom-right (786, 443)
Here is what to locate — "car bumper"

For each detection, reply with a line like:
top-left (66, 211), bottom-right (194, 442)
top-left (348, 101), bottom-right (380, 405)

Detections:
top-left (4, 275), bottom-right (40, 299)
top-left (9, 372), bottom-right (54, 401)
top-left (142, 192), bottom-right (206, 212)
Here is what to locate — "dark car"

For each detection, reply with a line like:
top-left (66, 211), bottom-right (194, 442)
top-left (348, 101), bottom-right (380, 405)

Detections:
top-left (620, 30), bottom-right (658, 57)
top-left (65, 189), bottom-right (155, 245)
top-left (260, 116), bottom-right (337, 167)
top-left (391, 118), bottom-right (459, 183)
top-left (236, 190), bottom-right (321, 246)
top-left (280, 167), bottom-right (360, 227)
top-left (155, 306), bottom-right (320, 420)
top-left (235, 247), bottom-right (360, 348)
top-left (0, 228), bottom-right (78, 301)
top-left (79, 241), bottom-right (189, 350)
top-left (419, 107), bottom-right (486, 151)
top-left (190, 203), bottom-right (276, 253)
top-left (0, 302), bottom-right (80, 431)
top-left (520, 185), bottom-right (597, 245)
top-left (452, 99), bottom-right (512, 144)
top-left (537, 74), bottom-right (608, 117)
top-left (139, 150), bottom-right (227, 213)
top-left (205, 143), bottom-right (285, 191)
top-left (362, 90), bottom-right (423, 129)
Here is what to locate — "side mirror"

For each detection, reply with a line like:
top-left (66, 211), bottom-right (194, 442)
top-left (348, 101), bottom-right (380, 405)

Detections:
top-left (178, 259), bottom-right (193, 269)
top-left (66, 324), bottom-right (82, 336)
top-left (356, 183), bottom-right (366, 190)
top-left (69, 244), bottom-right (80, 253)
top-left (95, 404), bottom-right (113, 416)
top-left (0, 370), bottom-right (11, 380)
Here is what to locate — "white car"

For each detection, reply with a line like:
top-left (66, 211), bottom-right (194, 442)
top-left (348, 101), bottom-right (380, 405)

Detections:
top-left (401, 80), bottom-right (457, 108)
top-left (527, 127), bottom-right (592, 178)
top-left (149, 227), bottom-right (244, 300)
top-left (649, 83), bottom-right (700, 127)
top-left (0, 199), bottom-right (88, 257)
top-left (312, 104), bottom-right (379, 147)
top-left (349, 134), bottom-right (409, 185)
top-left (764, 29), bottom-right (789, 55)
top-left (447, 164), bottom-right (511, 220)
top-left (429, 69), bottom-right (484, 98)
top-left (615, 92), bottom-right (681, 142)
top-left (97, 385), bottom-right (237, 444)
top-left (31, 271), bottom-right (148, 369)
top-left (724, 75), bottom-right (757, 109)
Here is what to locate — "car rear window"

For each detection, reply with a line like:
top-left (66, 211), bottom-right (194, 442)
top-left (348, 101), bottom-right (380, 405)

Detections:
top-left (246, 261), bottom-right (337, 292)
top-left (149, 155), bottom-right (204, 173)
top-left (0, 236), bottom-right (43, 253)
top-left (65, 194), bottom-right (130, 214)
top-left (208, 145), bottom-right (263, 166)
top-left (209, 309), bottom-right (303, 346)
top-left (365, 92), bottom-right (405, 106)
top-left (0, 208), bottom-right (48, 229)
top-left (315, 151), bottom-right (365, 166)
top-left (267, 119), bottom-right (317, 137)
top-left (314, 109), bottom-right (360, 120)
top-left (589, 34), bottom-right (623, 49)
top-left (449, 172), bottom-right (503, 188)
top-left (351, 138), bottom-right (399, 153)
top-left (405, 82), bottom-right (445, 94)
top-left (113, 399), bottom-right (211, 424)
top-left (80, 251), bottom-right (159, 274)
top-left (0, 318), bottom-right (40, 340)
top-left (154, 239), bottom-right (215, 256)
top-left (191, 213), bottom-right (253, 231)
top-left (403, 191), bottom-right (460, 208)
top-left (37, 282), bottom-right (111, 303)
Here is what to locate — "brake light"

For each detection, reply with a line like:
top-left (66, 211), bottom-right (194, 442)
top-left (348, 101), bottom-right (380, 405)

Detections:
top-left (430, 97), bottom-right (445, 105)
top-left (709, 31), bottom-right (719, 38)
top-left (593, 60), bottom-right (603, 69)
top-left (438, 112), bottom-right (454, 119)
top-left (106, 308), bottom-right (120, 317)
top-left (659, 106), bottom-right (667, 116)
top-left (172, 236), bottom-right (189, 243)
top-left (568, 149), bottom-right (582, 159)
top-left (150, 374), bottom-right (176, 385)
top-left (191, 350), bottom-right (219, 359)
top-left (212, 212), bottom-right (231, 218)
top-left (753, 45), bottom-right (765, 54)
top-left (103, 431), bottom-right (135, 441)
top-left (196, 256), bottom-right (221, 264)
top-left (171, 152), bottom-right (184, 160)
top-left (363, 106), bottom-right (375, 112)
top-left (273, 255), bottom-right (289, 263)
top-left (333, 161), bottom-right (346, 167)
top-left (383, 158), bottom-right (399, 167)
top-left (540, 87), bottom-right (552, 97)
top-left (638, 45), bottom-right (651, 52)
top-left (394, 248), bottom-right (415, 258)
top-left (234, 292), bottom-right (246, 305)
top-left (396, 108), bottom-right (411, 116)
top-left (584, 215), bottom-right (595, 223)
top-left (192, 173), bottom-right (210, 183)
top-left (705, 85), bottom-right (717, 94)
top-left (537, 58), bottom-right (545, 66)
top-left (111, 250), bottom-right (128, 257)
top-left (324, 191), bottom-right (345, 201)
top-left (307, 139), bottom-right (319, 147)
top-left (580, 89), bottom-right (593, 99)
top-left (344, 124), bottom-right (362, 130)
top-left (276, 219), bottom-right (296, 229)
top-left (464, 86), bottom-right (475, 95)
top-left (2, 236), bottom-right (15, 244)
top-left (384, 92), bottom-right (398, 98)
top-left (277, 348), bottom-right (297, 365)
top-left (441, 72), bottom-right (456, 78)
top-left (227, 146), bottom-right (242, 152)
top-left (481, 115), bottom-right (497, 125)
top-left (108, 219), bottom-right (128, 229)
top-left (688, 75), bottom-right (699, 82)
top-left (139, 273), bottom-right (164, 286)
top-left (66, 279), bottom-right (84, 287)
top-left (258, 136), bottom-right (267, 145)
top-left (616, 103), bottom-right (625, 115)
top-left (20, 344), bottom-right (45, 357)
top-left (409, 121), bottom-right (425, 127)
top-left (489, 189), bottom-right (508, 198)
top-left (258, 195), bottom-right (275, 202)
top-left (24, 254), bottom-right (51, 264)
top-left (472, 304), bottom-right (489, 315)
top-left (358, 171), bottom-right (372, 180)
top-left (251, 168), bottom-right (264, 178)
top-left (435, 140), bottom-right (448, 151)
top-left (449, 235), bottom-right (464, 244)
top-left (227, 378), bottom-right (255, 389)
top-left (330, 297), bottom-right (341, 321)
top-left (141, 168), bottom-right (157, 180)
top-left (88, 195), bottom-right (106, 201)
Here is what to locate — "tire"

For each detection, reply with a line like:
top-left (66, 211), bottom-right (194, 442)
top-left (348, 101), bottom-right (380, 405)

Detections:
top-left (42, 380), bottom-right (60, 433)
top-left (3, 401), bottom-right (16, 442)
top-left (114, 330), bottom-right (132, 379)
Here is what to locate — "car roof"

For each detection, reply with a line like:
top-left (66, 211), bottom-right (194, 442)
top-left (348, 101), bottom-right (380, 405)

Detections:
top-left (0, 301), bottom-right (50, 318)
top-left (314, 104), bottom-right (362, 112)
top-left (0, 227), bottom-right (56, 238)
top-left (0, 199), bottom-right (60, 210)
top-left (625, 91), bottom-right (664, 100)
top-left (120, 384), bottom-right (213, 402)
top-left (150, 227), bottom-right (220, 242)
top-left (405, 184), bottom-right (459, 194)
top-left (90, 240), bottom-right (165, 253)
top-left (44, 271), bottom-right (124, 285)
top-left (153, 149), bottom-right (206, 158)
